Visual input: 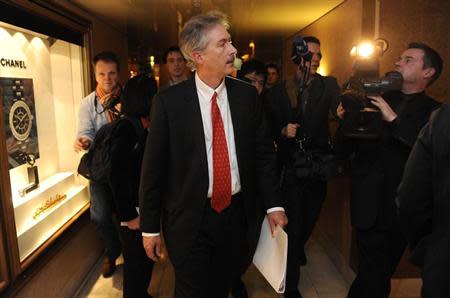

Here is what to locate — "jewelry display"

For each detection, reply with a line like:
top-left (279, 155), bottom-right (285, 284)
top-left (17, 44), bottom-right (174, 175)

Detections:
top-left (33, 194), bottom-right (67, 220)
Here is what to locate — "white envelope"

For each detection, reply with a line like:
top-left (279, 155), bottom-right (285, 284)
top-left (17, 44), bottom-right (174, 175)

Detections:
top-left (252, 216), bottom-right (288, 293)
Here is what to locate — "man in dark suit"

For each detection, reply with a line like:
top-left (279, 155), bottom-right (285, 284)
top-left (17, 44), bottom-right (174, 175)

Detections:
top-left (139, 11), bottom-right (287, 298)
top-left (336, 42), bottom-right (442, 298)
top-left (397, 103), bottom-right (450, 298)
top-left (264, 36), bottom-right (340, 298)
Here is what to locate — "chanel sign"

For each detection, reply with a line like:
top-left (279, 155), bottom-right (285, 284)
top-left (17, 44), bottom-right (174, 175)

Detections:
top-left (0, 58), bottom-right (27, 69)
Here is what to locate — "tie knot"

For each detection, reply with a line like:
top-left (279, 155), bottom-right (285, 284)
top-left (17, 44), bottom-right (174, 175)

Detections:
top-left (211, 91), bottom-right (218, 103)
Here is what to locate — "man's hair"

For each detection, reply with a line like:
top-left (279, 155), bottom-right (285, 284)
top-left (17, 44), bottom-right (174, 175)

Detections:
top-left (121, 74), bottom-right (157, 118)
top-left (238, 59), bottom-right (267, 81)
top-left (408, 42), bottom-right (443, 86)
top-left (162, 46), bottom-right (185, 64)
top-left (266, 63), bottom-right (279, 73)
top-left (93, 51), bottom-right (120, 72)
top-left (303, 36), bottom-right (320, 46)
top-left (179, 11), bottom-right (230, 70)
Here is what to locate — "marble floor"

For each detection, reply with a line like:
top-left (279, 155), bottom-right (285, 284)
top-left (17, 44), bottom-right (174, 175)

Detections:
top-left (74, 237), bottom-right (421, 298)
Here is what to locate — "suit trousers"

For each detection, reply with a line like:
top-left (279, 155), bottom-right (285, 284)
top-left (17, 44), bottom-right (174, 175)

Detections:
top-left (284, 171), bottom-right (327, 293)
top-left (173, 194), bottom-right (248, 298)
top-left (347, 227), bottom-right (407, 298)
top-left (120, 227), bottom-right (154, 298)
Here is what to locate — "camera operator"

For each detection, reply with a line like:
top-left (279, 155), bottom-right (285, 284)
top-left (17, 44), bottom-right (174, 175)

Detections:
top-left (335, 42), bottom-right (443, 298)
top-left (397, 103), bottom-right (450, 298)
top-left (265, 36), bottom-right (340, 298)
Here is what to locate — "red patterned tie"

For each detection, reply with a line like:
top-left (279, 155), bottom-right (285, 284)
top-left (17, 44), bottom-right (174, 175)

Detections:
top-left (211, 91), bottom-right (231, 213)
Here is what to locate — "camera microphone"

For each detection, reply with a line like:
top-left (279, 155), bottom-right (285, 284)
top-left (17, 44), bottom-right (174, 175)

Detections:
top-left (362, 71), bottom-right (403, 95)
top-left (291, 36), bottom-right (312, 64)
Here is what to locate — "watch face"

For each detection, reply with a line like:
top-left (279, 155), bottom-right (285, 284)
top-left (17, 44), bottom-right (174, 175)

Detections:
top-left (1, 77), bottom-right (40, 169)
top-left (9, 100), bottom-right (33, 141)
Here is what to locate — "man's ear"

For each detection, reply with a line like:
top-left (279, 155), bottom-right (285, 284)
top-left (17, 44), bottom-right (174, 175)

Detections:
top-left (192, 51), bottom-right (203, 65)
top-left (423, 67), bottom-right (436, 80)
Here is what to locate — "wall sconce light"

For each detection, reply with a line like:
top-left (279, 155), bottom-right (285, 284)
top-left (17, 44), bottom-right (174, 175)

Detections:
top-left (350, 38), bottom-right (389, 59)
top-left (149, 55), bottom-right (155, 69)
top-left (249, 41), bottom-right (255, 57)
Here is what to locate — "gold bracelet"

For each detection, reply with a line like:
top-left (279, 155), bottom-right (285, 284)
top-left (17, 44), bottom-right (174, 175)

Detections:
top-left (33, 194), bottom-right (67, 220)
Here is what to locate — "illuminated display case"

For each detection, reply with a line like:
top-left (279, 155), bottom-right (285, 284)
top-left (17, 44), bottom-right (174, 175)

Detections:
top-left (0, 18), bottom-right (90, 269)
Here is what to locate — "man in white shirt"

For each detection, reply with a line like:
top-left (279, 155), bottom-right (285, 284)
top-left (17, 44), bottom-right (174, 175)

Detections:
top-left (139, 11), bottom-right (287, 298)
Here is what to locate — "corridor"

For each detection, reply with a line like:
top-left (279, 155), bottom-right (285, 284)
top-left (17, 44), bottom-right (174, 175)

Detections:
top-left (75, 232), bottom-right (421, 298)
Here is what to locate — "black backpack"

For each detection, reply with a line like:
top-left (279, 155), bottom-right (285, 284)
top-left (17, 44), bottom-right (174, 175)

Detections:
top-left (77, 117), bottom-right (143, 183)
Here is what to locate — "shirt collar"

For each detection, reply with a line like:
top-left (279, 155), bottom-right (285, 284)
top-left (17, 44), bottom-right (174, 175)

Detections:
top-left (195, 72), bottom-right (226, 102)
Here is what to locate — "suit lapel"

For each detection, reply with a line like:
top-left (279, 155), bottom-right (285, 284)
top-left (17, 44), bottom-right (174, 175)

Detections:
top-left (184, 77), bottom-right (209, 185)
top-left (226, 77), bottom-right (244, 136)
top-left (225, 77), bottom-right (244, 171)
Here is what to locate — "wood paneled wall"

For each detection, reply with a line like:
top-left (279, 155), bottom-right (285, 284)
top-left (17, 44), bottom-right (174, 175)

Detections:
top-left (379, 0), bottom-right (450, 102)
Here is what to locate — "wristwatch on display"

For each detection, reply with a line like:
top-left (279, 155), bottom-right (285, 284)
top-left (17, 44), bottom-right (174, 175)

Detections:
top-left (9, 89), bottom-right (33, 141)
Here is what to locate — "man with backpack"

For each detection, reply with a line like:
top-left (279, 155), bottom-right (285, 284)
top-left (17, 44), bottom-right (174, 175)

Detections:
top-left (74, 51), bottom-right (122, 278)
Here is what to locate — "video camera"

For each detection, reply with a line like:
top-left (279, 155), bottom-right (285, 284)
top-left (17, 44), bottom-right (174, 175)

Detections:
top-left (291, 36), bottom-right (313, 64)
top-left (340, 40), bottom-right (403, 138)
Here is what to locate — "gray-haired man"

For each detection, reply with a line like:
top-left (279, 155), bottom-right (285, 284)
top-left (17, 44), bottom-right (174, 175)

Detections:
top-left (139, 11), bottom-right (287, 298)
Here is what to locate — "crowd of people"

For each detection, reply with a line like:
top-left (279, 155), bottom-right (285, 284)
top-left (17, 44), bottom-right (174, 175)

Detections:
top-left (74, 10), bottom-right (447, 298)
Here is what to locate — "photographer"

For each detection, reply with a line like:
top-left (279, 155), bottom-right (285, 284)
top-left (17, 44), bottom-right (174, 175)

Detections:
top-left (335, 42), bottom-right (442, 298)
top-left (265, 36), bottom-right (340, 298)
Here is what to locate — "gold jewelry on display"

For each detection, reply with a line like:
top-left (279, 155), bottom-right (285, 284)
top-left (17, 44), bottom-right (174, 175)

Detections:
top-left (33, 194), bottom-right (67, 219)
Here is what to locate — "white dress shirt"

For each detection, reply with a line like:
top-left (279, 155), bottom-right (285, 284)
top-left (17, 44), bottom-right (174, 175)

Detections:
top-left (195, 73), bottom-right (241, 197)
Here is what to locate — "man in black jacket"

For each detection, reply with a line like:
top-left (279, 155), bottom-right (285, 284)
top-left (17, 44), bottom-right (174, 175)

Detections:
top-left (139, 11), bottom-right (287, 298)
top-left (265, 36), bottom-right (340, 298)
top-left (336, 42), bottom-right (442, 298)
top-left (397, 103), bottom-right (450, 298)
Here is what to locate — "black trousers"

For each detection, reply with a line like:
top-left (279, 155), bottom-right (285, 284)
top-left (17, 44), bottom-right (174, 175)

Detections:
top-left (284, 172), bottom-right (327, 293)
top-left (173, 195), bottom-right (248, 298)
top-left (120, 227), bottom-right (154, 298)
top-left (347, 227), bottom-right (407, 298)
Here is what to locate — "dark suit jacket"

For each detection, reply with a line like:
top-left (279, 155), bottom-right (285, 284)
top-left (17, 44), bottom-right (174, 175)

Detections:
top-left (264, 74), bottom-right (340, 166)
top-left (335, 91), bottom-right (440, 230)
top-left (139, 76), bottom-right (281, 266)
top-left (397, 104), bottom-right (450, 282)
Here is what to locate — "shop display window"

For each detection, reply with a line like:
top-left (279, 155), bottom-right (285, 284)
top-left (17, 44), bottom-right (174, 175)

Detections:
top-left (0, 21), bottom-right (89, 262)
